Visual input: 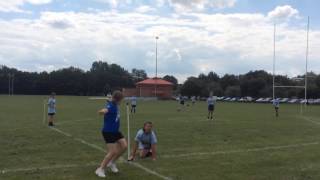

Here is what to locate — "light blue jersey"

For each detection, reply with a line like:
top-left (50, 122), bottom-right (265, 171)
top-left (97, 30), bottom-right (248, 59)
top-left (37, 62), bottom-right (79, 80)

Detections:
top-left (207, 97), bottom-right (216, 106)
top-left (131, 96), bottom-right (137, 106)
top-left (273, 99), bottom-right (280, 107)
top-left (48, 98), bottom-right (56, 113)
top-left (135, 129), bottom-right (157, 149)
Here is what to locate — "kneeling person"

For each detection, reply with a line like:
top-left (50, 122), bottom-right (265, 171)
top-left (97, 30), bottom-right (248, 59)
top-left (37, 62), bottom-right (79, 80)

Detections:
top-left (128, 122), bottom-right (157, 161)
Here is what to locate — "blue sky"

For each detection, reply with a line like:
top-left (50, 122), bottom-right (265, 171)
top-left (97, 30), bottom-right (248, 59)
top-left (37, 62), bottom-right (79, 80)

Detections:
top-left (0, 0), bottom-right (319, 82)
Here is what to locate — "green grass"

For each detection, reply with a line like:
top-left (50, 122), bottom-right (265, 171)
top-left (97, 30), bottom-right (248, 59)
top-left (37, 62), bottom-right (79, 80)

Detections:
top-left (1, 95), bottom-right (320, 180)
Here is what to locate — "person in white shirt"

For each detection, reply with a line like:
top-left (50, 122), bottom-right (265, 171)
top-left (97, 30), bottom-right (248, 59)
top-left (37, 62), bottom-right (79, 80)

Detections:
top-left (207, 95), bottom-right (216, 120)
top-left (130, 96), bottom-right (137, 114)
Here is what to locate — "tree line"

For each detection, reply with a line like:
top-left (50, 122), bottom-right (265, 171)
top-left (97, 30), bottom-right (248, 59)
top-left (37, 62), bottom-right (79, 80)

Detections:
top-left (1, 61), bottom-right (320, 98)
top-left (180, 71), bottom-right (320, 98)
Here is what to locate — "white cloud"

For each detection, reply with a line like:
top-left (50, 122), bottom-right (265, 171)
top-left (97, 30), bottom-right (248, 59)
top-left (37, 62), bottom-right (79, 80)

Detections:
top-left (0, 7), bottom-right (318, 82)
top-left (169, 0), bottom-right (237, 12)
top-left (267, 5), bottom-right (299, 21)
top-left (0, 0), bottom-right (52, 13)
top-left (135, 5), bottom-right (156, 13)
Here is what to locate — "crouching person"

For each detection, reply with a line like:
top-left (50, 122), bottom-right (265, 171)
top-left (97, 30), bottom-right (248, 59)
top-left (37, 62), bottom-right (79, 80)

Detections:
top-left (128, 122), bottom-right (157, 161)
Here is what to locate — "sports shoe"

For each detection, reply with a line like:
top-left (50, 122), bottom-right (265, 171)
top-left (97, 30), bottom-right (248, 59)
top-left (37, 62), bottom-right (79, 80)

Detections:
top-left (95, 167), bottom-right (106, 178)
top-left (107, 162), bottom-right (119, 173)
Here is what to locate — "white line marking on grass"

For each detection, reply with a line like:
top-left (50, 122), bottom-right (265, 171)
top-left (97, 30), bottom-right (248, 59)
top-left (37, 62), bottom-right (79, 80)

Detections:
top-left (49, 127), bottom-right (172, 180)
top-left (128, 162), bottom-right (172, 180)
top-left (1, 163), bottom-right (97, 174)
top-left (50, 127), bottom-right (72, 137)
top-left (300, 116), bottom-right (320, 125)
top-left (55, 118), bottom-right (94, 125)
top-left (162, 142), bottom-right (319, 159)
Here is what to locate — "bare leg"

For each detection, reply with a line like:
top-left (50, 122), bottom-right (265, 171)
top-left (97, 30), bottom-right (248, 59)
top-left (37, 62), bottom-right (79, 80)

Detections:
top-left (111, 138), bottom-right (127, 163)
top-left (99, 144), bottom-right (118, 169)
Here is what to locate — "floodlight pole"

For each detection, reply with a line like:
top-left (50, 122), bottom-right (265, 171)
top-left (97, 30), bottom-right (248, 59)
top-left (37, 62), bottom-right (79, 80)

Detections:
top-left (155, 36), bottom-right (159, 98)
top-left (304, 16), bottom-right (310, 107)
top-left (272, 23), bottom-right (276, 100)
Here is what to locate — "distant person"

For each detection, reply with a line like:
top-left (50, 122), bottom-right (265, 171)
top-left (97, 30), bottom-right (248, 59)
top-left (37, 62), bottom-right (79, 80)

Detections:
top-left (273, 99), bottom-right (280, 117)
top-left (95, 91), bottom-right (127, 178)
top-left (128, 122), bottom-right (157, 161)
top-left (178, 95), bottom-right (185, 111)
top-left (191, 96), bottom-right (196, 105)
top-left (47, 92), bottom-right (56, 127)
top-left (207, 95), bottom-right (216, 120)
top-left (131, 96), bottom-right (137, 114)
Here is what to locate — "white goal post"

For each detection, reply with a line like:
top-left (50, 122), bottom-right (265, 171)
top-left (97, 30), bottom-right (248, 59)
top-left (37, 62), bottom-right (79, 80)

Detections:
top-left (272, 17), bottom-right (310, 113)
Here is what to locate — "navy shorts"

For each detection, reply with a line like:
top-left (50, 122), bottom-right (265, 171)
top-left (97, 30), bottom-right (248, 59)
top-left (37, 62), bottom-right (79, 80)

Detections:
top-left (208, 105), bottom-right (214, 111)
top-left (102, 132), bottom-right (124, 144)
top-left (48, 113), bottom-right (55, 116)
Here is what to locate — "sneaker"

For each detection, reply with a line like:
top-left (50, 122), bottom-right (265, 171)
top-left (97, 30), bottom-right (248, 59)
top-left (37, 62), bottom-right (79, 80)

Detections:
top-left (95, 167), bottom-right (106, 178)
top-left (107, 162), bottom-right (119, 173)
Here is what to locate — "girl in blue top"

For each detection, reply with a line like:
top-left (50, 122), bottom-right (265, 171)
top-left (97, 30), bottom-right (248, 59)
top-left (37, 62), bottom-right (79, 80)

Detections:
top-left (95, 91), bottom-right (128, 178)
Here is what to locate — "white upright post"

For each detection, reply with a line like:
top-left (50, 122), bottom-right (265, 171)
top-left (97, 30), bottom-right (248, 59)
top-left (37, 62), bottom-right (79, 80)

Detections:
top-left (272, 23), bottom-right (276, 100)
top-left (304, 16), bottom-right (310, 109)
top-left (126, 103), bottom-right (131, 160)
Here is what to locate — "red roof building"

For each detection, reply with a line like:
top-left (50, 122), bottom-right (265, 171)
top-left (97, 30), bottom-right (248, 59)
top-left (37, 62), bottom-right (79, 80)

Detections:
top-left (123, 78), bottom-right (174, 99)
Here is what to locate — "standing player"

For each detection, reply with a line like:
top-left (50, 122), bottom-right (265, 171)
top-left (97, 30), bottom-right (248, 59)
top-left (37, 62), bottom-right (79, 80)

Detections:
top-left (128, 122), bottom-right (157, 161)
top-left (273, 98), bottom-right (280, 117)
top-left (47, 92), bottom-right (56, 127)
top-left (131, 96), bottom-right (137, 114)
top-left (95, 91), bottom-right (128, 178)
top-left (191, 96), bottom-right (196, 106)
top-left (177, 95), bottom-right (185, 111)
top-left (207, 95), bottom-right (216, 120)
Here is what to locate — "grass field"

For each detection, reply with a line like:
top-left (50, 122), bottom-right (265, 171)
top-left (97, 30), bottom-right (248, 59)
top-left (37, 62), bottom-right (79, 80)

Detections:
top-left (1, 95), bottom-right (320, 180)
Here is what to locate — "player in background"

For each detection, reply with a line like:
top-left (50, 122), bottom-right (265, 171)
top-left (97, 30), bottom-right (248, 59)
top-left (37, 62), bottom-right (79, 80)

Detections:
top-left (207, 95), bottom-right (216, 120)
top-left (95, 91), bottom-right (127, 178)
top-left (47, 92), bottom-right (56, 127)
top-left (178, 95), bottom-right (185, 111)
top-left (128, 122), bottom-right (157, 161)
top-left (131, 96), bottom-right (137, 114)
top-left (191, 96), bottom-right (196, 106)
top-left (273, 98), bottom-right (280, 117)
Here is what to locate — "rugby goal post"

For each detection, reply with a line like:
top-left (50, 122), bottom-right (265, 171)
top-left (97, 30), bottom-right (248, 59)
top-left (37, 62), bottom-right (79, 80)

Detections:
top-left (272, 17), bottom-right (310, 114)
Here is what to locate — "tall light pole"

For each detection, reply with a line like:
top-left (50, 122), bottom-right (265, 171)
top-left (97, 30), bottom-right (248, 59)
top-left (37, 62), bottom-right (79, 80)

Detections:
top-left (155, 36), bottom-right (159, 98)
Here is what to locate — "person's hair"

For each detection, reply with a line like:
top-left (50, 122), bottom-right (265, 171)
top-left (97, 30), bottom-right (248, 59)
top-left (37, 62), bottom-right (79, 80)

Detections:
top-left (51, 92), bottom-right (56, 96)
top-left (112, 90), bottom-right (123, 103)
top-left (143, 121), bottom-right (153, 131)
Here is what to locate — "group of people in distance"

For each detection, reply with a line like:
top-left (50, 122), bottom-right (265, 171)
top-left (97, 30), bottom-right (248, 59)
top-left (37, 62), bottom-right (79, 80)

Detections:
top-left (45, 91), bottom-right (281, 178)
top-left (178, 94), bottom-right (217, 120)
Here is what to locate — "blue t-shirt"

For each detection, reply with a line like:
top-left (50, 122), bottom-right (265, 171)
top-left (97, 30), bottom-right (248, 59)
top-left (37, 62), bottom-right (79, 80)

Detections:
top-left (102, 102), bottom-right (120, 133)
top-left (135, 129), bottom-right (157, 149)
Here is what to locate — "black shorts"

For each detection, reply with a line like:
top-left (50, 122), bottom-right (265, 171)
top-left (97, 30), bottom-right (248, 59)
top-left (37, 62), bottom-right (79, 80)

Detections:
top-left (48, 113), bottom-right (55, 116)
top-left (208, 105), bottom-right (214, 111)
top-left (275, 107), bottom-right (279, 110)
top-left (132, 105), bottom-right (136, 108)
top-left (180, 101), bottom-right (185, 105)
top-left (102, 132), bottom-right (124, 144)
